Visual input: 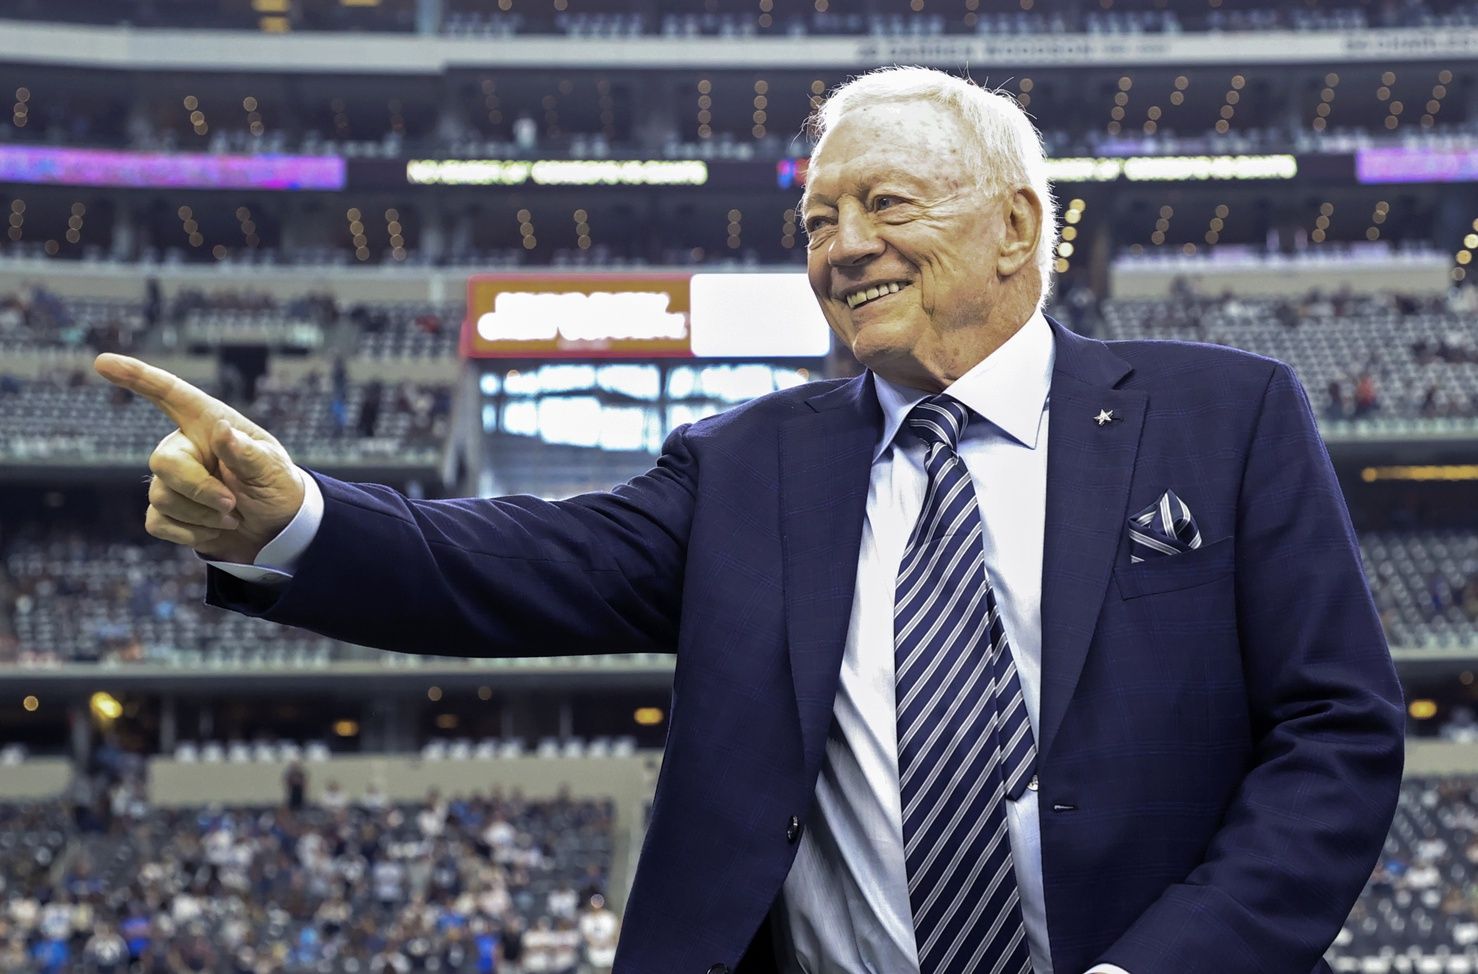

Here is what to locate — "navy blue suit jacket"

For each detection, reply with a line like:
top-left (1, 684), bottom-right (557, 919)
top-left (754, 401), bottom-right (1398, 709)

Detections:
top-left (211, 316), bottom-right (1404, 973)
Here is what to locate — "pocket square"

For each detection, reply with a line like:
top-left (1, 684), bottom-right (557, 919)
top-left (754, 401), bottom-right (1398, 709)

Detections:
top-left (1128, 489), bottom-right (1203, 563)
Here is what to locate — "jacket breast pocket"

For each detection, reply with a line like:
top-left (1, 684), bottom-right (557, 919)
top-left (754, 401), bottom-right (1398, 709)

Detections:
top-left (1113, 536), bottom-right (1235, 600)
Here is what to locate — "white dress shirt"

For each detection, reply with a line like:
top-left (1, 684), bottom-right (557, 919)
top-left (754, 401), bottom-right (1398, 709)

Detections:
top-left (773, 310), bottom-right (1127, 974)
top-left (212, 310), bottom-right (1128, 974)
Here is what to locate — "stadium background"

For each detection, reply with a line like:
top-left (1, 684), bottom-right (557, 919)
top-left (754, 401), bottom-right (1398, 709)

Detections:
top-left (0, 0), bottom-right (1477, 970)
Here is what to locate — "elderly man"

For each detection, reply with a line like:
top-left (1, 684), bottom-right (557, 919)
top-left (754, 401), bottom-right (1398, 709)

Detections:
top-left (98, 67), bottom-right (1402, 974)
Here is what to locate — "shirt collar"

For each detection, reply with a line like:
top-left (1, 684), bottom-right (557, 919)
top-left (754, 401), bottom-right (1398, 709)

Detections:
top-left (871, 308), bottom-right (1055, 461)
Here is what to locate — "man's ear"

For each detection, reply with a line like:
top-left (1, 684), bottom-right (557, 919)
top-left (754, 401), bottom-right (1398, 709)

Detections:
top-left (997, 187), bottom-right (1043, 278)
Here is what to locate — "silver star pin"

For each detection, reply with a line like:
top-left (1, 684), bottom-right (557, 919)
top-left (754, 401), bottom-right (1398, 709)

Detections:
top-left (1094, 408), bottom-right (1116, 426)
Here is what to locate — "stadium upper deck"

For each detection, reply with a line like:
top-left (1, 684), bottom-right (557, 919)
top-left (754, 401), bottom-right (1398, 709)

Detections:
top-left (3, 0), bottom-right (1478, 35)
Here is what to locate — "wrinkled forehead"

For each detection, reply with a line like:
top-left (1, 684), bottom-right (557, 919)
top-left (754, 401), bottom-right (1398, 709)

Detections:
top-left (802, 100), bottom-right (973, 208)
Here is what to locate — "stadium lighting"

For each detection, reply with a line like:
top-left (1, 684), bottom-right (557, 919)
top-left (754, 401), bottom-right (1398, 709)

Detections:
top-left (1409, 699), bottom-right (1438, 720)
top-left (89, 692), bottom-right (123, 721)
top-left (1360, 465), bottom-right (1478, 482)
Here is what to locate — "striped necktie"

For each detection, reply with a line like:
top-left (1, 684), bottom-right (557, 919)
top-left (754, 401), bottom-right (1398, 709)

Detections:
top-left (894, 394), bottom-right (1037, 974)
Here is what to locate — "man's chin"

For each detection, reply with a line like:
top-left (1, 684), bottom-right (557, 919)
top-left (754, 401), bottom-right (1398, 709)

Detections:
top-left (851, 343), bottom-right (923, 388)
top-left (850, 321), bottom-right (913, 371)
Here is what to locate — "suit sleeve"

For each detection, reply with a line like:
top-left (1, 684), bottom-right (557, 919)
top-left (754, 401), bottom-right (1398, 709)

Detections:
top-left (205, 424), bottom-right (698, 658)
top-left (1098, 362), bottom-right (1405, 972)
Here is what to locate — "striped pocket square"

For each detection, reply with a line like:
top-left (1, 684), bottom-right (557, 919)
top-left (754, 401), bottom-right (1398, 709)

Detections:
top-left (1128, 488), bottom-right (1203, 563)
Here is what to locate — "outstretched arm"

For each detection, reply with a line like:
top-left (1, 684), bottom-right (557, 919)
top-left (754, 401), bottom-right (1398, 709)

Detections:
top-left (97, 353), bottom-right (695, 659)
top-left (206, 431), bottom-right (697, 659)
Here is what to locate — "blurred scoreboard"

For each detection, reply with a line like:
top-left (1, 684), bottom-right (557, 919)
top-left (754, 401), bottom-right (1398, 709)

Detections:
top-left (462, 272), bottom-right (833, 360)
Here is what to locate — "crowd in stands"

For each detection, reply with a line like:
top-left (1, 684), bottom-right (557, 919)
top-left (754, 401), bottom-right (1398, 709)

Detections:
top-left (12, 772), bottom-right (1478, 970)
top-left (4, 514), bottom-right (1473, 666)
top-left (1087, 286), bottom-right (1478, 425)
top-left (0, 525), bottom-right (340, 667)
top-left (0, 780), bottom-right (621, 973)
top-left (0, 286), bottom-right (456, 358)
top-left (1331, 777), bottom-right (1478, 968)
top-left (0, 285), bottom-right (456, 467)
top-left (0, 288), bottom-right (146, 356)
top-left (1364, 532), bottom-right (1478, 651)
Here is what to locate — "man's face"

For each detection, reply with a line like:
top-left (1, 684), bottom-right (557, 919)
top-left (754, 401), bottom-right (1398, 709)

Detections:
top-left (802, 100), bottom-right (1009, 385)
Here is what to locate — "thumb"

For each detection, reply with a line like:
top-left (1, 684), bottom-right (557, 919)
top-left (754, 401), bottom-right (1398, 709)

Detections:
top-left (212, 420), bottom-right (281, 485)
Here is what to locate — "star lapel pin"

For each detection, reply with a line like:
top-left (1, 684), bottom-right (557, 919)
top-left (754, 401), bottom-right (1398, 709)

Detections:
top-left (1094, 408), bottom-right (1116, 427)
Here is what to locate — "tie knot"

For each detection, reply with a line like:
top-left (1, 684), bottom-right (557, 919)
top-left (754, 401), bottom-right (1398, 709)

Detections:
top-left (905, 395), bottom-right (971, 451)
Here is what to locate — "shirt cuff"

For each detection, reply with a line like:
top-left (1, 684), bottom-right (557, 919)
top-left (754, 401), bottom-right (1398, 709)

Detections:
top-left (203, 468), bottom-right (324, 587)
top-left (1088, 966), bottom-right (1132, 974)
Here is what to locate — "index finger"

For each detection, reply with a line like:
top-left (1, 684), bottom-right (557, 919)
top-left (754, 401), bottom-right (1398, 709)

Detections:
top-left (94, 353), bottom-right (226, 435)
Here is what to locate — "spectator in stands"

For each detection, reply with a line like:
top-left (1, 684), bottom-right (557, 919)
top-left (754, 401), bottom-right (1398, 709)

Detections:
top-left (359, 380), bottom-right (383, 438)
top-left (282, 761), bottom-right (307, 812)
top-left (83, 919), bottom-right (129, 973)
top-left (319, 779), bottom-right (348, 812)
top-left (545, 880), bottom-right (578, 920)
top-left (329, 357), bottom-right (349, 439)
top-left (1325, 377), bottom-right (1347, 420)
top-left (577, 893), bottom-right (618, 973)
top-left (1354, 369), bottom-right (1381, 418)
top-left (513, 115), bottom-right (537, 154)
top-left (361, 780), bottom-right (389, 812)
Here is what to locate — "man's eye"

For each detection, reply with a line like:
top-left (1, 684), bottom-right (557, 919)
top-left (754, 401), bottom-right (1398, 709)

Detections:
top-left (873, 195), bottom-right (898, 210)
top-left (804, 217), bottom-right (832, 233)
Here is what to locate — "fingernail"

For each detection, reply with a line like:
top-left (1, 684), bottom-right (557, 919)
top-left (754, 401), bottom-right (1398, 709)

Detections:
top-left (220, 514), bottom-right (240, 530)
top-left (214, 495), bottom-right (236, 513)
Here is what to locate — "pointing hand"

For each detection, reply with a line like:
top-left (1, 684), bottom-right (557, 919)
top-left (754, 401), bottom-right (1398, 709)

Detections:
top-left (94, 354), bottom-right (305, 564)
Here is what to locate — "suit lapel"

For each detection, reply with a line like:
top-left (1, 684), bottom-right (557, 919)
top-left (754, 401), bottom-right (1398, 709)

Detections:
top-left (780, 373), bottom-right (881, 771)
top-left (1037, 316), bottom-right (1145, 761)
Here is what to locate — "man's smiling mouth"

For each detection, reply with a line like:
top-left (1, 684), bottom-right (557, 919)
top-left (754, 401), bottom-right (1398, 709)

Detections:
top-left (845, 282), bottom-right (911, 310)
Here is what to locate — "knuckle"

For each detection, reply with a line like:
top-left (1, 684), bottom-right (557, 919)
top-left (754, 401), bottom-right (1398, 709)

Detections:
top-left (184, 479), bottom-right (216, 504)
top-left (144, 507), bottom-right (167, 537)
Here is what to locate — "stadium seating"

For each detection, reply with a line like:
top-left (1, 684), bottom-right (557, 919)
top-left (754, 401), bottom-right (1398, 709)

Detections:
top-left (0, 790), bottom-right (619, 971)
top-left (4, 0), bottom-right (1476, 32)
top-left (1330, 777), bottom-right (1478, 969)
top-left (1095, 294), bottom-right (1478, 425)
top-left (5, 518), bottom-right (1473, 665)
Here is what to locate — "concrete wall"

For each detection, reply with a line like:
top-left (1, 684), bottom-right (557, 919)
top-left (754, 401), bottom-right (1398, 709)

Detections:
top-left (146, 753), bottom-right (661, 808)
top-left (0, 260), bottom-right (462, 304)
top-left (0, 759), bottom-right (73, 798)
top-left (1405, 741), bottom-right (1478, 776)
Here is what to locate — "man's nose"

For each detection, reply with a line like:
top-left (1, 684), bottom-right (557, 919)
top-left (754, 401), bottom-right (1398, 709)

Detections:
top-left (828, 203), bottom-right (884, 266)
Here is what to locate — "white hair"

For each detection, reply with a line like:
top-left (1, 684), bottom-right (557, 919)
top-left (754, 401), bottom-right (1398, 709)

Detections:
top-left (806, 65), bottom-right (1059, 308)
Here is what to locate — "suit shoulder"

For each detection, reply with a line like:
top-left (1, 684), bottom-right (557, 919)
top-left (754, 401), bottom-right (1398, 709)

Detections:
top-left (1104, 335), bottom-right (1287, 393)
top-left (680, 376), bottom-right (854, 441)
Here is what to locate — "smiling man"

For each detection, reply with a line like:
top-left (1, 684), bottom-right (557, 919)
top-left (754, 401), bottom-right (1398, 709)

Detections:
top-left (802, 89), bottom-right (1049, 394)
top-left (97, 67), bottom-right (1401, 974)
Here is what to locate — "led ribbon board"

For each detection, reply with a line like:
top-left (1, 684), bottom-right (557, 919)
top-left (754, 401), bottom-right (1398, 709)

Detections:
top-left (408, 159), bottom-right (708, 186)
top-left (1357, 147), bottom-right (1478, 184)
top-left (0, 146), bottom-right (345, 190)
top-left (779, 154), bottom-right (1297, 187)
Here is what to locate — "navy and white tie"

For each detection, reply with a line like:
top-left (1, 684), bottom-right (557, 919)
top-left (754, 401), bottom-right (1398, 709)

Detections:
top-left (894, 395), bottom-right (1036, 974)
